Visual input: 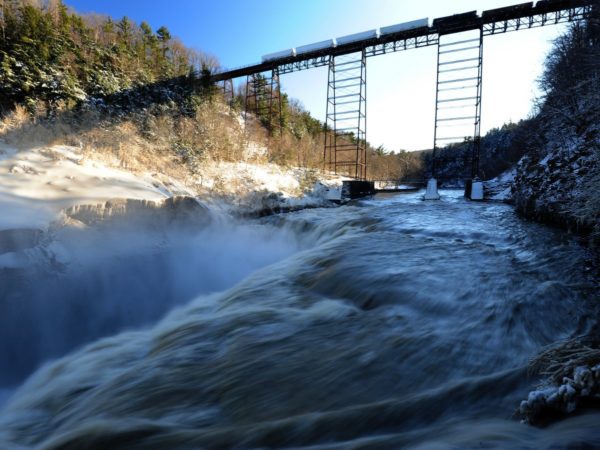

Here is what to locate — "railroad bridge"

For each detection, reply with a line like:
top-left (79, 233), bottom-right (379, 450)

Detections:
top-left (211, 0), bottom-right (593, 199)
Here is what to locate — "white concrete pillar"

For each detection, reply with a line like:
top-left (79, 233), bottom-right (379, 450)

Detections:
top-left (470, 181), bottom-right (484, 200)
top-left (424, 178), bottom-right (440, 200)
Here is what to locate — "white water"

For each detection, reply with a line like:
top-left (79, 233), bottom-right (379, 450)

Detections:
top-left (0, 190), bottom-right (598, 449)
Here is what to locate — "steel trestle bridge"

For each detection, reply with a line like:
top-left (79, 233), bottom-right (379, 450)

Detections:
top-left (211, 0), bottom-right (593, 182)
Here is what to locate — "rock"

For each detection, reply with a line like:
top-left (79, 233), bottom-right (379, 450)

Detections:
top-left (519, 363), bottom-right (600, 425)
top-left (64, 196), bottom-right (212, 230)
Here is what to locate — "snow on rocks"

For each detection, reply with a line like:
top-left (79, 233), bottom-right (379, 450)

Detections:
top-left (0, 143), bottom-right (185, 231)
top-left (195, 160), bottom-right (344, 217)
top-left (0, 141), bottom-right (345, 234)
top-left (0, 139), bottom-right (344, 274)
top-left (484, 168), bottom-right (516, 201)
top-left (512, 130), bottom-right (599, 235)
top-left (519, 363), bottom-right (600, 425)
top-left (0, 143), bottom-right (205, 270)
top-left (63, 196), bottom-right (211, 229)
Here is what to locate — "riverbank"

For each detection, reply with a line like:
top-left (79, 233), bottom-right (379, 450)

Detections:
top-left (512, 139), bottom-right (599, 245)
top-left (483, 144), bottom-right (599, 249)
top-left (0, 140), bottom-right (344, 230)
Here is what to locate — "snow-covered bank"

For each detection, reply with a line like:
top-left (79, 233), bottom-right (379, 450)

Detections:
top-left (0, 141), bottom-right (348, 274)
top-left (0, 142), bottom-right (343, 233)
top-left (0, 143), bottom-right (191, 229)
top-left (481, 133), bottom-right (599, 242)
top-left (195, 160), bottom-right (345, 216)
top-left (519, 337), bottom-right (600, 426)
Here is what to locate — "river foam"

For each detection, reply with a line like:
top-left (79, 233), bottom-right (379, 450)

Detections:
top-left (1, 190), bottom-right (598, 449)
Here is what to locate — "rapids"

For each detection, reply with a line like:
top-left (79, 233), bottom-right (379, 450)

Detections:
top-left (0, 190), bottom-right (598, 449)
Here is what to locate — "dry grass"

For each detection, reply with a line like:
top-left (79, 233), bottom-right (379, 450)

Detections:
top-left (0, 96), bottom-right (379, 192)
top-left (0, 99), bottom-right (267, 186)
top-left (529, 337), bottom-right (600, 384)
top-left (0, 105), bottom-right (30, 134)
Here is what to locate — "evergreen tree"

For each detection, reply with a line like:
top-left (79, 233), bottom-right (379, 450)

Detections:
top-left (0, 1), bottom-right (211, 113)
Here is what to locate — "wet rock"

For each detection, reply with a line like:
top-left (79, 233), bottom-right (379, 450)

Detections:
top-left (519, 363), bottom-right (600, 426)
top-left (512, 137), bottom-right (599, 238)
top-left (64, 196), bottom-right (212, 230)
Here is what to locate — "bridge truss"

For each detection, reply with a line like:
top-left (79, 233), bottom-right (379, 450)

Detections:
top-left (244, 70), bottom-right (283, 137)
top-left (324, 50), bottom-right (367, 179)
top-left (433, 29), bottom-right (484, 180)
top-left (212, 0), bottom-right (593, 181)
top-left (220, 79), bottom-right (234, 107)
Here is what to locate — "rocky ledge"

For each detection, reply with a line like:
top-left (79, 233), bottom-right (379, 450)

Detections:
top-left (512, 136), bottom-right (599, 243)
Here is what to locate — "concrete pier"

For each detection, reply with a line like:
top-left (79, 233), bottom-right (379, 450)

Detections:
top-left (424, 178), bottom-right (441, 200)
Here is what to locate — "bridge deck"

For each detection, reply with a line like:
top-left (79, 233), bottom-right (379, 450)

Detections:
top-left (211, 0), bottom-right (592, 82)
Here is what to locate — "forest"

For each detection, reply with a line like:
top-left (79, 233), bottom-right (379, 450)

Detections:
top-left (0, 0), bottom-right (423, 181)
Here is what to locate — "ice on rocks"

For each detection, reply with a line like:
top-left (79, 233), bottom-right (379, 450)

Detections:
top-left (520, 362), bottom-right (600, 425)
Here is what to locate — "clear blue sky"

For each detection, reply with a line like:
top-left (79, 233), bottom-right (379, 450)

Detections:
top-left (66, 0), bottom-right (569, 151)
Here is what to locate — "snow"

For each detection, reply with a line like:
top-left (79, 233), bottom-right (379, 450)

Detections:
top-left (0, 143), bottom-right (184, 230)
top-left (496, 168), bottom-right (516, 184)
top-left (0, 141), bottom-right (345, 273)
top-left (484, 168), bottom-right (516, 201)
top-left (539, 154), bottom-right (551, 167)
top-left (490, 187), bottom-right (512, 201)
top-left (520, 362), bottom-right (600, 424)
top-left (0, 142), bottom-right (345, 232)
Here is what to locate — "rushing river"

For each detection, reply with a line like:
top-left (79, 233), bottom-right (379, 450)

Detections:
top-left (0, 190), bottom-right (599, 449)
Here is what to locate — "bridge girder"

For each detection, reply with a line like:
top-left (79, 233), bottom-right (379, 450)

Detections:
top-left (432, 28), bottom-right (484, 180)
top-left (211, 3), bottom-right (592, 82)
top-left (244, 69), bottom-right (283, 138)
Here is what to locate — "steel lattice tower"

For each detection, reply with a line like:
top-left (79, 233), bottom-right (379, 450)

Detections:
top-left (324, 49), bottom-right (367, 180)
top-left (432, 27), bottom-right (483, 180)
top-left (244, 69), bottom-right (283, 137)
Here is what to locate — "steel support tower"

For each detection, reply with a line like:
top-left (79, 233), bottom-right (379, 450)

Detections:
top-left (324, 49), bottom-right (367, 180)
top-left (221, 79), bottom-right (234, 106)
top-left (432, 27), bottom-right (483, 180)
top-left (244, 69), bottom-right (283, 136)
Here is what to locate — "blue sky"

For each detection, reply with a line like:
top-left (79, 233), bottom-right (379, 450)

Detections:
top-left (66, 0), bottom-right (569, 151)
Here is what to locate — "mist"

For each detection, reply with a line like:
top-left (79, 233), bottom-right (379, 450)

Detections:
top-left (0, 216), bottom-right (309, 387)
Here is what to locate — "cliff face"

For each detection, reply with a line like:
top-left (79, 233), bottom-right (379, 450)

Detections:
top-left (510, 11), bottom-right (600, 243)
top-left (512, 125), bottom-right (599, 237)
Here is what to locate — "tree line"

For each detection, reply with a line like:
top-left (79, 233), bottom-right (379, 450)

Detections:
top-left (0, 0), bottom-right (215, 115)
top-left (0, 0), bottom-right (423, 181)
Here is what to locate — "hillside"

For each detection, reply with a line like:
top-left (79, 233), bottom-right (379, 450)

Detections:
top-left (511, 8), bottom-right (599, 241)
top-left (424, 120), bottom-right (536, 185)
top-left (0, 0), bottom-right (418, 198)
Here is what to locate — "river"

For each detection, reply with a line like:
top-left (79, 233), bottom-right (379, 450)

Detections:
top-left (0, 189), bottom-right (598, 449)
